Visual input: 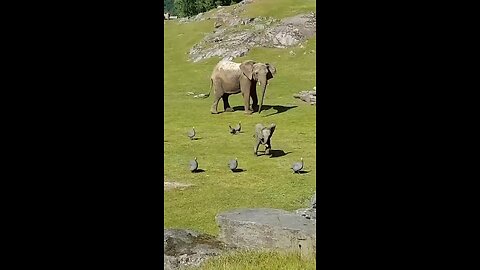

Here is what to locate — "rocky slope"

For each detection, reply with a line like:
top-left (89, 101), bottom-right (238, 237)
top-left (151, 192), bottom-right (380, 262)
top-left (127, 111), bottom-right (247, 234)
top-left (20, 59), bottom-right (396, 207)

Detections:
top-left (176, 0), bottom-right (316, 62)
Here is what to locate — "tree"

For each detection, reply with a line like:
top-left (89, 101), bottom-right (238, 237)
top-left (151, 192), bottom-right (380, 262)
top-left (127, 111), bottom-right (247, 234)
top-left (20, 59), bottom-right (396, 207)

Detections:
top-left (196, 0), bottom-right (216, 13)
top-left (174, 0), bottom-right (197, 17)
top-left (164, 0), bottom-right (176, 14)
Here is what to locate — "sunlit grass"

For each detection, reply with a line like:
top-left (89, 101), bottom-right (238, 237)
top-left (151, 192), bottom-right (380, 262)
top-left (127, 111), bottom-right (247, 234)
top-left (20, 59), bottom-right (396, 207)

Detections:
top-left (193, 250), bottom-right (316, 270)
top-left (242, 0), bottom-right (316, 19)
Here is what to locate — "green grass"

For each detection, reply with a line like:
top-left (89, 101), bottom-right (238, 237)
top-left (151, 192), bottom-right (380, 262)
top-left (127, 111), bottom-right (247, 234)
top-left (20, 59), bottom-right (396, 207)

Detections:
top-left (193, 250), bottom-right (316, 270)
top-left (164, 2), bottom-right (316, 236)
top-left (243, 0), bottom-right (316, 19)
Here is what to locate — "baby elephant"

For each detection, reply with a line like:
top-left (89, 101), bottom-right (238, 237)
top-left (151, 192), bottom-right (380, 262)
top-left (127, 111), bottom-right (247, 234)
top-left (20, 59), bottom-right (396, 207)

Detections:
top-left (254, 123), bottom-right (276, 156)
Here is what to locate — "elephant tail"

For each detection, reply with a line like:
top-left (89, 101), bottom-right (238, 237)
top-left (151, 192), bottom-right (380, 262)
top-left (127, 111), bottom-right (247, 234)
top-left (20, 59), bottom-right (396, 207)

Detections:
top-left (204, 78), bottom-right (213, 98)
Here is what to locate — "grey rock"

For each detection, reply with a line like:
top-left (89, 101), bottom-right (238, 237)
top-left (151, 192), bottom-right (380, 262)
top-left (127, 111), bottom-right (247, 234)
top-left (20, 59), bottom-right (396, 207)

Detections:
top-left (187, 10), bottom-right (316, 62)
top-left (216, 208), bottom-right (316, 256)
top-left (295, 207), bottom-right (316, 220)
top-left (194, 13), bottom-right (203, 21)
top-left (294, 89), bottom-right (316, 104)
top-left (164, 229), bottom-right (227, 270)
top-left (311, 193), bottom-right (316, 208)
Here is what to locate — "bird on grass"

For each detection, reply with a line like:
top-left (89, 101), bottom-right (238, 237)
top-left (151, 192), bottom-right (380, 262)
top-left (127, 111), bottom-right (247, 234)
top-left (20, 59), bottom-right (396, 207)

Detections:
top-left (292, 158), bottom-right (304, 173)
top-left (228, 122), bottom-right (241, 135)
top-left (234, 122), bottom-right (241, 133)
top-left (187, 127), bottom-right (196, 140)
top-left (228, 158), bottom-right (238, 171)
top-left (189, 157), bottom-right (198, 172)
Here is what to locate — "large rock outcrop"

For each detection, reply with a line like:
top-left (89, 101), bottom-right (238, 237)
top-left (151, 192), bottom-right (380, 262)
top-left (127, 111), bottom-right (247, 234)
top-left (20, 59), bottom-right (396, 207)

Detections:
top-left (184, 1), bottom-right (316, 62)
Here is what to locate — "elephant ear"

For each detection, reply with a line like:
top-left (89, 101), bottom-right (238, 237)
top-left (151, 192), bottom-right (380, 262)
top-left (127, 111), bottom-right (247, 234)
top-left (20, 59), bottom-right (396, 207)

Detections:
top-left (240, 60), bottom-right (256, 80)
top-left (266, 63), bottom-right (277, 80)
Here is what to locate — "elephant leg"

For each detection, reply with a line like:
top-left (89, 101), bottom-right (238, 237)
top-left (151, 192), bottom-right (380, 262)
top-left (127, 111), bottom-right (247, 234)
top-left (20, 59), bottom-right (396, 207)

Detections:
top-left (243, 93), bottom-right (253, 114)
top-left (211, 92), bottom-right (222, 114)
top-left (265, 138), bottom-right (272, 155)
top-left (210, 81), bottom-right (223, 114)
top-left (240, 80), bottom-right (253, 114)
top-left (254, 140), bottom-right (261, 156)
top-left (222, 94), bottom-right (234, 112)
top-left (250, 86), bottom-right (259, 112)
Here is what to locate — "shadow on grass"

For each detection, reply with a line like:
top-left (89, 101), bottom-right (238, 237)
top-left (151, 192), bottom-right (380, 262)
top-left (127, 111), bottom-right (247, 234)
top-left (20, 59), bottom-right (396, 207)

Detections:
top-left (231, 105), bottom-right (297, 116)
top-left (293, 170), bottom-right (309, 174)
top-left (192, 169), bottom-right (205, 173)
top-left (260, 105), bottom-right (298, 117)
top-left (269, 149), bottom-right (291, 158)
top-left (231, 168), bottom-right (246, 173)
top-left (191, 137), bottom-right (202, 140)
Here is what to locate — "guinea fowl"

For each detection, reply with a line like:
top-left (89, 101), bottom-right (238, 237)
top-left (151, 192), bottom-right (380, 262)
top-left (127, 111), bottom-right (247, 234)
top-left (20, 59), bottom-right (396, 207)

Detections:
top-left (228, 122), bottom-right (241, 135)
top-left (228, 124), bottom-right (236, 134)
top-left (187, 127), bottom-right (196, 140)
top-left (189, 157), bottom-right (198, 172)
top-left (228, 158), bottom-right (238, 171)
top-left (292, 158), bottom-right (304, 173)
top-left (234, 122), bottom-right (241, 133)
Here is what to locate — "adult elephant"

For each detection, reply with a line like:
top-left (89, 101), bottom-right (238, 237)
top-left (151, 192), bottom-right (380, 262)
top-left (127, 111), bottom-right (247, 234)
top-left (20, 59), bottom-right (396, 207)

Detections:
top-left (209, 60), bottom-right (277, 115)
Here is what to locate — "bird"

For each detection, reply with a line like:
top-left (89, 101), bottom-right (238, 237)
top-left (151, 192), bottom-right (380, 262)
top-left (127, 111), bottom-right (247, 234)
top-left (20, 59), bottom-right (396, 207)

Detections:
top-left (189, 157), bottom-right (198, 172)
top-left (228, 122), bottom-right (241, 135)
top-left (228, 158), bottom-right (238, 171)
top-left (228, 124), bottom-right (236, 134)
top-left (234, 122), bottom-right (241, 133)
top-left (187, 127), bottom-right (196, 140)
top-left (292, 158), bottom-right (304, 173)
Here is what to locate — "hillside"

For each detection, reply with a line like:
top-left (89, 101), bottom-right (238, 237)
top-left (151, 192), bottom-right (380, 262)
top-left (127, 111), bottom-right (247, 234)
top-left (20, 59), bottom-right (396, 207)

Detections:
top-left (163, 0), bottom-right (317, 237)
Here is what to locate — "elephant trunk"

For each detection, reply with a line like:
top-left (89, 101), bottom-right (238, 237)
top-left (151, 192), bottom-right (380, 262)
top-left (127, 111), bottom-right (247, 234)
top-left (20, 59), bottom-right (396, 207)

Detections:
top-left (258, 80), bottom-right (267, 114)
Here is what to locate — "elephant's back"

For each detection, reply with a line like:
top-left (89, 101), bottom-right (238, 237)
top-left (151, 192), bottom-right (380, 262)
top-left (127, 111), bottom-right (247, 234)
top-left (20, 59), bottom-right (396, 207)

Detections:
top-left (216, 60), bottom-right (241, 72)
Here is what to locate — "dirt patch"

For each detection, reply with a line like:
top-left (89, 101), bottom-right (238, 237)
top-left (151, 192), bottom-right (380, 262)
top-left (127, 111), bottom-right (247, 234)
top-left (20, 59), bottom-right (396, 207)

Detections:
top-left (164, 181), bottom-right (193, 191)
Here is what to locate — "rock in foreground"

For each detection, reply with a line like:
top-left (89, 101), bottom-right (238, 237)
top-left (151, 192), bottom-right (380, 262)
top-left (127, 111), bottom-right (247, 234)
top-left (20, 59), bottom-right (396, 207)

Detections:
top-left (216, 208), bottom-right (316, 256)
top-left (164, 229), bottom-right (227, 270)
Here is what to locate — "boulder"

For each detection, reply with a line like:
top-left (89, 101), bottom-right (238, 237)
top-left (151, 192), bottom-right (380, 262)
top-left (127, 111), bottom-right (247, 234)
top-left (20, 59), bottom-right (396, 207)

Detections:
top-left (311, 192), bottom-right (316, 208)
top-left (216, 208), bottom-right (316, 256)
top-left (164, 229), bottom-right (227, 270)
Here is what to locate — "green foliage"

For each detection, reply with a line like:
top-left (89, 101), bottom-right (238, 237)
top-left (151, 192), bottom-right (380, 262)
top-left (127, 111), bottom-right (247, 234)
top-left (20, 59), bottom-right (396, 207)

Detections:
top-left (164, 0), bottom-right (176, 14)
top-left (194, 250), bottom-right (316, 270)
top-left (174, 0), bottom-right (198, 17)
top-left (174, 0), bottom-right (242, 17)
top-left (196, 0), bottom-right (216, 13)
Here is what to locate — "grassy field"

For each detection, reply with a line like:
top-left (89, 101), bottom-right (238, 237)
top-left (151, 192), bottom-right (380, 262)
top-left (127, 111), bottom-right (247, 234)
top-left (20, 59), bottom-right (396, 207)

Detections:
top-left (193, 250), bottom-right (316, 270)
top-left (243, 0), bottom-right (316, 19)
top-left (164, 1), bottom-right (316, 236)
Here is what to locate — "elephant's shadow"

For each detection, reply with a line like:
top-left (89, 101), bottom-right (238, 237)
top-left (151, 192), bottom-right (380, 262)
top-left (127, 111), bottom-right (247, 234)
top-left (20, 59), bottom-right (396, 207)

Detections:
top-left (269, 149), bottom-right (291, 158)
top-left (232, 105), bottom-right (297, 116)
top-left (256, 149), bottom-right (291, 158)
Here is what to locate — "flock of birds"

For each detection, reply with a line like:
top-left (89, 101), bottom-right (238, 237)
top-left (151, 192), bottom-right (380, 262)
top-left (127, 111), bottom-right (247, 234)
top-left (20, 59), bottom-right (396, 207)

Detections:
top-left (186, 123), bottom-right (305, 174)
